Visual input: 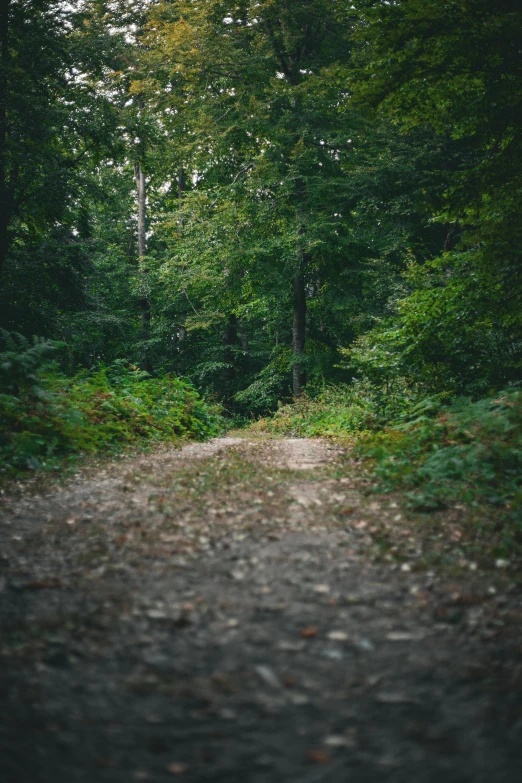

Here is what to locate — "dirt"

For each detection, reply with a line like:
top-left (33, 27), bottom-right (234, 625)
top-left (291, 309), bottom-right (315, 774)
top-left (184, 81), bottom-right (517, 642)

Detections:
top-left (1, 436), bottom-right (522, 782)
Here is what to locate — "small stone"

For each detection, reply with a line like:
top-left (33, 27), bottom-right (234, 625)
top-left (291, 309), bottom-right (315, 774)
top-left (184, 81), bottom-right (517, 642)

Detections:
top-left (255, 664), bottom-right (280, 688)
top-left (495, 559), bottom-right (509, 569)
top-left (254, 755), bottom-right (275, 768)
top-left (327, 631), bottom-right (349, 642)
top-left (324, 735), bottom-right (354, 748)
top-left (289, 692), bottom-right (309, 705)
top-left (146, 609), bottom-right (168, 620)
top-left (219, 708), bottom-right (236, 720)
top-left (144, 713), bottom-right (163, 724)
top-left (320, 647), bottom-right (344, 660)
top-left (230, 570), bottom-right (246, 581)
top-left (356, 637), bottom-right (375, 652)
top-left (313, 584), bottom-right (330, 593)
top-left (400, 563), bottom-right (411, 572)
top-left (386, 631), bottom-right (422, 641)
top-left (376, 692), bottom-right (416, 704)
top-left (277, 640), bottom-right (305, 652)
top-left (342, 593), bottom-right (364, 604)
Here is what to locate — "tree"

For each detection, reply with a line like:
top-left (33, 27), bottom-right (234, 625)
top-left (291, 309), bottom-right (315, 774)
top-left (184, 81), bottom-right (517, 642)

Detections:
top-left (348, 0), bottom-right (522, 393)
top-left (0, 0), bottom-right (120, 336)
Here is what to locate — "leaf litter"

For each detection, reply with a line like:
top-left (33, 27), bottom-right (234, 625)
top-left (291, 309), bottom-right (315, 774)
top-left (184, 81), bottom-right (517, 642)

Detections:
top-left (0, 436), bottom-right (521, 781)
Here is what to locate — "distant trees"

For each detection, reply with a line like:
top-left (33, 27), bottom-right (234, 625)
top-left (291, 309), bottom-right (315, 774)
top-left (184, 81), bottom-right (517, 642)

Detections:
top-left (1, 0), bottom-right (521, 408)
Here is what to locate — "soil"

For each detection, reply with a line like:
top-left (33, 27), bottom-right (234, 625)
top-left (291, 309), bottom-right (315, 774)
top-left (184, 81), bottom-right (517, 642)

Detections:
top-left (1, 436), bottom-right (522, 782)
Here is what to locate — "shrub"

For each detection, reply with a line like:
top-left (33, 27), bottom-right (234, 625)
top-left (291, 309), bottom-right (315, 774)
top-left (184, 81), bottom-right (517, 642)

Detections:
top-left (0, 332), bottom-right (222, 476)
top-left (251, 382), bottom-right (377, 437)
top-left (354, 389), bottom-right (522, 514)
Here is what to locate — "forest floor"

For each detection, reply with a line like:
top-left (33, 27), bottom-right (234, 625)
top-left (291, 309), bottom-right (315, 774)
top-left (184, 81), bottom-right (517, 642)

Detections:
top-left (1, 436), bottom-right (522, 782)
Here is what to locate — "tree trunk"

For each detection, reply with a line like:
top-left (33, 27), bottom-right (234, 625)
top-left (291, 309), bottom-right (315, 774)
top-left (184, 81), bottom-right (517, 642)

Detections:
top-left (292, 272), bottom-right (306, 396)
top-left (293, 199), bottom-right (308, 396)
top-left (175, 324), bottom-right (187, 374)
top-left (0, 0), bottom-right (10, 281)
top-left (224, 313), bottom-right (238, 382)
top-left (134, 158), bottom-right (153, 374)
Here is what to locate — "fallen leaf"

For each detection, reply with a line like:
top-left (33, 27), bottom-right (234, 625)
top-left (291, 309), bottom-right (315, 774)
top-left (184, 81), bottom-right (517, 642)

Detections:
top-left (300, 626), bottom-right (318, 638)
top-left (166, 763), bottom-right (189, 775)
top-left (306, 750), bottom-right (330, 765)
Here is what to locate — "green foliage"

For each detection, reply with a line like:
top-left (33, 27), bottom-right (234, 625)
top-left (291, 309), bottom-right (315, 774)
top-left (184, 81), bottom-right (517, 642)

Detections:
top-left (2, 0), bottom-right (522, 478)
top-left (252, 383), bottom-right (377, 437)
top-left (0, 333), bottom-right (222, 476)
top-left (354, 390), bottom-right (522, 515)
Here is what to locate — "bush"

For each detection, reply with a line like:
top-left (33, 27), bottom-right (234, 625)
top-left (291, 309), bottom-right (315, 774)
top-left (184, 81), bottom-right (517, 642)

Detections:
top-left (251, 382), bottom-right (378, 437)
top-left (0, 332), bottom-right (222, 476)
top-left (354, 389), bottom-right (522, 514)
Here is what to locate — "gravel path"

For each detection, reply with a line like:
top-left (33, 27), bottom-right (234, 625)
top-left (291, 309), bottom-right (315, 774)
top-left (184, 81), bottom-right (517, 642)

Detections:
top-left (1, 437), bottom-right (521, 782)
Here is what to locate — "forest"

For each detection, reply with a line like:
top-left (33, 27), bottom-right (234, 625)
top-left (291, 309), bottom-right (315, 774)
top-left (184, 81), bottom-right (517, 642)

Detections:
top-left (3, 4), bottom-right (522, 780)
top-left (1, 0), bottom-right (522, 521)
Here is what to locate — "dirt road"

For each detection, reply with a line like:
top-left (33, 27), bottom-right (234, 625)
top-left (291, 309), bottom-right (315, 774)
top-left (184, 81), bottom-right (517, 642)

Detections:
top-left (1, 437), bottom-right (521, 782)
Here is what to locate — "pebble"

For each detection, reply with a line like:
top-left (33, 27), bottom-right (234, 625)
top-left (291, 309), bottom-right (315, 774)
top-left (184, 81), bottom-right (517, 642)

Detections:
top-left (386, 631), bottom-right (422, 641)
top-left (277, 640), bottom-right (306, 652)
top-left (324, 735), bottom-right (355, 748)
top-left (313, 584), bottom-right (330, 593)
top-left (376, 692), bottom-right (417, 704)
top-left (255, 664), bottom-right (281, 688)
top-left (289, 692), bottom-right (309, 705)
top-left (146, 609), bottom-right (168, 620)
top-left (356, 637), bottom-right (375, 652)
top-left (319, 647), bottom-right (344, 660)
top-left (327, 631), bottom-right (349, 641)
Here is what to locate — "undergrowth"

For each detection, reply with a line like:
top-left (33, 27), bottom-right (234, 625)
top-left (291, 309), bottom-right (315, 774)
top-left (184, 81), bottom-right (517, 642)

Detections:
top-left (355, 391), bottom-right (522, 517)
top-left (0, 331), bottom-right (223, 476)
top-left (253, 380), bottom-right (522, 525)
top-left (251, 383), bottom-right (377, 437)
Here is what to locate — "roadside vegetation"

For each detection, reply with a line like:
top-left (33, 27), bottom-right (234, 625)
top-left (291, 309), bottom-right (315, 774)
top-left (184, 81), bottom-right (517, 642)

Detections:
top-left (0, 331), bottom-right (222, 477)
